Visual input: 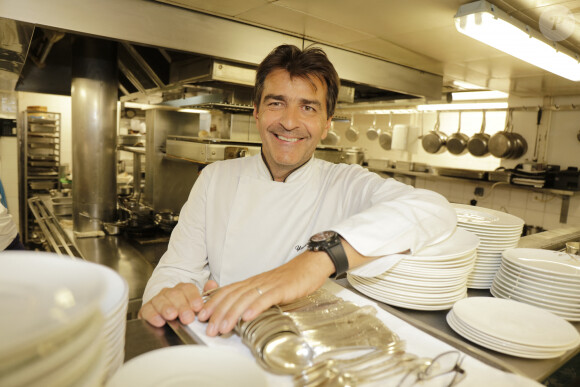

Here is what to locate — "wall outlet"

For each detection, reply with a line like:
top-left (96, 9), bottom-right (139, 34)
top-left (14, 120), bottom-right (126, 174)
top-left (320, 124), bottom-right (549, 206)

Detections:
top-left (474, 187), bottom-right (484, 196)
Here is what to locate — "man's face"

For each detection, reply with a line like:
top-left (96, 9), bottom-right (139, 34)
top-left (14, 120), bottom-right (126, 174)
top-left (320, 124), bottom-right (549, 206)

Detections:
top-left (254, 68), bottom-right (331, 181)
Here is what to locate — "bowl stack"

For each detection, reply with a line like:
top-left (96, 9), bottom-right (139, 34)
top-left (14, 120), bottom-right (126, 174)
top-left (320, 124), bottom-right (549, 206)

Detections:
top-left (452, 204), bottom-right (524, 289)
top-left (0, 252), bottom-right (108, 387)
top-left (347, 228), bottom-right (479, 310)
top-left (491, 248), bottom-right (580, 321)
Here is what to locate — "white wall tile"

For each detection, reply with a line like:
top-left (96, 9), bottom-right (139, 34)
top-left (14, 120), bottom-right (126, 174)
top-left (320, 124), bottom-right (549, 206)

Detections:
top-left (508, 189), bottom-right (529, 210)
top-left (524, 209), bottom-right (545, 227)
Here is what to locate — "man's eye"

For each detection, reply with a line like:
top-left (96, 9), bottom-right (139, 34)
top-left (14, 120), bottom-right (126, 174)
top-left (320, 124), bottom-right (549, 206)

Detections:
top-left (268, 101), bottom-right (283, 107)
top-left (303, 106), bottom-right (316, 112)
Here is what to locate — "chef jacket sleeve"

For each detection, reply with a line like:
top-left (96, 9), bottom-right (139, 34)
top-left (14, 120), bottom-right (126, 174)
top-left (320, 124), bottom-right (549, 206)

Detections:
top-left (330, 166), bottom-right (457, 257)
top-left (142, 170), bottom-right (211, 304)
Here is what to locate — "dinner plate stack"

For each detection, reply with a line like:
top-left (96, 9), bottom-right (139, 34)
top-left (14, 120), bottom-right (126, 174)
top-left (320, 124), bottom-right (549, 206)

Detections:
top-left (95, 264), bottom-right (130, 381)
top-left (452, 203), bottom-right (524, 289)
top-left (106, 346), bottom-right (268, 387)
top-left (447, 297), bottom-right (580, 359)
top-left (0, 251), bottom-right (107, 387)
top-left (491, 248), bottom-right (580, 321)
top-left (347, 228), bottom-right (479, 310)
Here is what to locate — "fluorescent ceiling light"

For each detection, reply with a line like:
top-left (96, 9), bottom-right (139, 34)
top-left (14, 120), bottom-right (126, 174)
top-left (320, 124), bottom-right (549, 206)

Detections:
top-left (455, 0), bottom-right (580, 81)
top-left (366, 109), bottom-right (418, 114)
top-left (417, 102), bottom-right (508, 111)
top-left (451, 90), bottom-right (508, 101)
top-left (452, 80), bottom-right (486, 90)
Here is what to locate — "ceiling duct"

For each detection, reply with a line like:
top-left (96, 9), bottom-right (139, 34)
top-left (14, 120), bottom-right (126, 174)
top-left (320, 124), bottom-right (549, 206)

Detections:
top-left (0, 18), bottom-right (34, 91)
top-left (13, 27), bottom-right (431, 107)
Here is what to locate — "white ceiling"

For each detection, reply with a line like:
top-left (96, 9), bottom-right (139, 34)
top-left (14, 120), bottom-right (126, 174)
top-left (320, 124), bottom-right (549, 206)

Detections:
top-left (157, 0), bottom-right (580, 97)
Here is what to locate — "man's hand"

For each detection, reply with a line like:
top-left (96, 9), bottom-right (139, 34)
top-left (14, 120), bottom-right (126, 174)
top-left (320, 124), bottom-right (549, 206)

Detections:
top-left (197, 250), bottom-right (335, 337)
top-left (139, 280), bottom-right (219, 327)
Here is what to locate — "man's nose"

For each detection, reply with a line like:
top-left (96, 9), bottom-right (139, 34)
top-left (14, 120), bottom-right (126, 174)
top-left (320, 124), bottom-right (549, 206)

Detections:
top-left (279, 107), bottom-right (300, 130)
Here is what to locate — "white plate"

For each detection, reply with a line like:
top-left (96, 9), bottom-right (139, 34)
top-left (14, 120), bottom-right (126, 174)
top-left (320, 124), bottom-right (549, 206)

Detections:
top-left (452, 297), bottom-right (580, 348)
top-left (499, 263), bottom-right (580, 291)
top-left (0, 252), bottom-right (104, 367)
top-left (502, 248), bottom-right (580, 279)
top-left (446, 312), bottom-right (566, 359)
top-left (453, 204), bottom-right (524, 228)
top-left (490, 282), bottom-right (580, 313)
top-left (501, 259), bottom-right (580, 286)
top-left (0, 311), bottom-right (103, 386)
top-left (106, 346), bottom-right (268, 387)
top-left (493, 271), bottom-right (580, 304)
top-left (413, 228), bottom-right (480, 258)
top-left (490, 287), bottom-right (580, 321)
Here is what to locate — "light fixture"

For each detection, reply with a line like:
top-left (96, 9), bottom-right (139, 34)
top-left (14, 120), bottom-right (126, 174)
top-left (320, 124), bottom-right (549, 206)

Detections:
top-left (450, 90), bottom-right (508, 101)
top-left (417, 102), bottom-right (508, 111)
top-left (455, 0), bottom-right (580, 81)
top-left (365, 109), bottom-right (418, 114)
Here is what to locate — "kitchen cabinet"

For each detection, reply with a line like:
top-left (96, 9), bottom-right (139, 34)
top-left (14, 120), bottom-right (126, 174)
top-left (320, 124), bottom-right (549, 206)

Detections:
top-left (18, 109), bottom-right (61, 244)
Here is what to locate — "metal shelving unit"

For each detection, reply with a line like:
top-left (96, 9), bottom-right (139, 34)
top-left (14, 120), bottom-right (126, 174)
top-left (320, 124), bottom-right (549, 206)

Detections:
top-left (18, 109), bottom-right (61, 245)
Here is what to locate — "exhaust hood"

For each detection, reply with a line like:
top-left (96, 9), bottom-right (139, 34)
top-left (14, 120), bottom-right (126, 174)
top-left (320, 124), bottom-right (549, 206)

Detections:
top-left (0, 18), bottom-right (34, 91)
top-left (11, 26), bottom-right (439, 107)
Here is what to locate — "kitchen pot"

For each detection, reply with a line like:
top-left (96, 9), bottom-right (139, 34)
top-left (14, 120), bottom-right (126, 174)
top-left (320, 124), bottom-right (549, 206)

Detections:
top-left (341, 147), bottom-right (365, 165)
top-left (509, 131), bottom-right (528, 159)
top-left (345, 115), bottom-right (359, 142)
top-left (321, 121), bottom-right (340, 145)
top-left (155, 210), bottom-right (180, 233)
top-left (366, 115), bottom-right (381, 141)
top-left (489, 109), bottom-right (527, 159)
top-left (446, 112), bottom-right (469, 155)
top-left (467, 111), bottom-right (490, 157)
top-left (421, 112), bottom-right (447, 154)
top-left (489, 110), bottom-right (515, 158)
top-left (378, 113), bottom-right (393, 150)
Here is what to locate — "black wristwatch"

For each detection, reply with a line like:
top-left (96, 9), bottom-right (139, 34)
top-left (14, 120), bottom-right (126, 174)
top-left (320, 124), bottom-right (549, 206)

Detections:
top-left (308, 231), bottom-right (349, 278)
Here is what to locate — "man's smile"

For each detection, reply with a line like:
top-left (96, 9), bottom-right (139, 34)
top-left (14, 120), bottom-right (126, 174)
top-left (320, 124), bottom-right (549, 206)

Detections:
top-left (274, 133), bottom-right (303, 143)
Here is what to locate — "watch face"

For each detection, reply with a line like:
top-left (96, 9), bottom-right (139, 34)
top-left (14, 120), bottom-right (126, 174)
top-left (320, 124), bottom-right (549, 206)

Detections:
top-left (311, 230), bottom-right (336, 243)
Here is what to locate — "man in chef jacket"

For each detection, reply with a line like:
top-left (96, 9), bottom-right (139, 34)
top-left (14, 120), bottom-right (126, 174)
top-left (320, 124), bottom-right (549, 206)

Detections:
top-left (140, 45), bottom-right (457, 336)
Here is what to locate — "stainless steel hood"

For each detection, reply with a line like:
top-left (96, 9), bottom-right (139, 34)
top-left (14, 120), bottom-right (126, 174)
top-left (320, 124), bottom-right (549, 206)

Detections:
top-left (10, 25), bottom-right (440, 106)
top-left (0, 18), bottom-right (34, 91)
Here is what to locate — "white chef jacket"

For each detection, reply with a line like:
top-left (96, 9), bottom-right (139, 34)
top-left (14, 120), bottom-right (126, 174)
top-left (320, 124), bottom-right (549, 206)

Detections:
top-left (142, 154), bottom-right (456, 303)
top-left (0, 202), bottom-right (18, 251)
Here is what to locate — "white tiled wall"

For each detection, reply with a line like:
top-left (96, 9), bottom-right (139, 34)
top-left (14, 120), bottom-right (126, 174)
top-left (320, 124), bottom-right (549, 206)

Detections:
top-left (413, 176), bottom-right (580, 231)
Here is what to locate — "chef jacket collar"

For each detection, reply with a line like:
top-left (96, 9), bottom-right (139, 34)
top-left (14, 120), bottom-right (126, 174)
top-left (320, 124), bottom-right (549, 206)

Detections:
top-left (259, 150), bottom-right (316, 183)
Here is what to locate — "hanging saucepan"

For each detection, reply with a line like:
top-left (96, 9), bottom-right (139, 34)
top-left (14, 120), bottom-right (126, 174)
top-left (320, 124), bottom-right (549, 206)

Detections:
top-left (447, 112), bottom-right (469, 155)
top-left (489, 109), bottom-right (515, 158)
top-left (378, 112), bottom-right (393, 150)
top-left (509, 129), bottom-right (528, 159)
top-left (322, 121), bottom-right (341, 145)
top-left (421, 112), bottom-right (447, 154)
top-left (467, 111), bottom-right (490, 157)
top-left (345, 114), bottom-right (359, 142)
top-left (366, 114), bottom-right (381, 140)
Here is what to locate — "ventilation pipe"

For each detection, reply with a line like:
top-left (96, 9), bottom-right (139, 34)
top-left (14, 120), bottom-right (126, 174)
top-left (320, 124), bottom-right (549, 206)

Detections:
top-left (71, 36), bottom-right (117, 235)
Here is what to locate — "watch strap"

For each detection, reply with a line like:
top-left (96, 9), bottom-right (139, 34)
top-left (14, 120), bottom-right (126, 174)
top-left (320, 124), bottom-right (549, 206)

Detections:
top-left (325, 238), bottom-right (349, 278)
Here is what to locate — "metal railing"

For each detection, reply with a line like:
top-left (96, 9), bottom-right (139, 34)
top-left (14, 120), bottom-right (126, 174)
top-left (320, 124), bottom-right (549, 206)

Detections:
top-left (27, 196), bottom-right (83, 258)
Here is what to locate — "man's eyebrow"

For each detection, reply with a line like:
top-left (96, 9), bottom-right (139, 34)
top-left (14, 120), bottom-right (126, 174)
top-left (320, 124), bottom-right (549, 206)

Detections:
top-left (300, 98), bottom-right (322, 108)
top-left (263, 94), bottom-right (286, 101)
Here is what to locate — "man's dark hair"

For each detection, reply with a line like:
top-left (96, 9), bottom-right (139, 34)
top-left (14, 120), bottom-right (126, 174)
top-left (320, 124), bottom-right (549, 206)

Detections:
top-left (253, 45), bottom-right (340, 118)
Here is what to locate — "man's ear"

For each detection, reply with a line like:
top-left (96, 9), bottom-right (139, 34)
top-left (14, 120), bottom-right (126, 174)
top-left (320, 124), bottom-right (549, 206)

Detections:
top-left (253, 104), bottom-right (259, 121)
top-left (320, 117), bottom-right (332, 139)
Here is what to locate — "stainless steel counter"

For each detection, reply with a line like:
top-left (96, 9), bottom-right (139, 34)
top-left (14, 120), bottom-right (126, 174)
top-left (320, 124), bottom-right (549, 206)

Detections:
top-left (123, 280), bottom-right (580, 383)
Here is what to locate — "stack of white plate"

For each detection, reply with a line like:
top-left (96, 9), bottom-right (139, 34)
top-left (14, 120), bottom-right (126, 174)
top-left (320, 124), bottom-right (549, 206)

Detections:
top-left (0, 252), bottom-right (107, 387)
top-left (347, 228), bottom-right (478, 310)
top-left (491, 248), bottom-right (580, 321)
top-left (452, 204), bottom-right (524, 289)
top-left (447, 297), bottom-right (580, 358)
top-left (107, 346), bottom-right (268, 387)
top-left (95, 264), bottom-right (130, 380)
